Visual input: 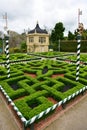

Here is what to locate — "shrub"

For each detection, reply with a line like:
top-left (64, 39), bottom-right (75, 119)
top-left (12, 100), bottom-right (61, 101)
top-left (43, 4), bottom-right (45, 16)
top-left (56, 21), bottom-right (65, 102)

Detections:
top-left (18, 80), bottom-right (36, 94)
top-left (64, 82), bottom-right (84, 98)
top-left (14, 91), bottom-right (49, 119)
top-left (23, 68), bottom-right (37, 74)
top-left (7, 75), bottom-right (26, 85)
top-left (32, 82), bottom-right (45, 91)
top-left (28, 99), bottom-right (53, 119)
top-left (42, 85), bottom-right (64, 101)
top-left (57, 77), bottom-right (76, 87)
top-left (79, 78), bottom-right (87, 85)
top-left (9, 89), bottom-right (29, 100)
top-left (64, 73), bottom-right (75, 80)
top-left (13, 47), bottom-right (21, 53)
top-left (0, 82), bottom-right (13, 94)
top-left (15, 99), bottom-right (32, 120)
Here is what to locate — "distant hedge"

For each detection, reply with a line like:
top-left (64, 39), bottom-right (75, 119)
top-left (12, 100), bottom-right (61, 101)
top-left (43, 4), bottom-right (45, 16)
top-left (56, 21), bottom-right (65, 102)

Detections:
top-left (58, 40), bottom-right (87, 52)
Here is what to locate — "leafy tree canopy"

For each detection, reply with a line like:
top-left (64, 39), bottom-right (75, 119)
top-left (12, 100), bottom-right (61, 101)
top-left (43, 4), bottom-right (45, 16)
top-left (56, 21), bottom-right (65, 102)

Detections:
top-left (68, 31), bottom-right (75, 40)
top-left (50, 22), bottom-right (65, 43)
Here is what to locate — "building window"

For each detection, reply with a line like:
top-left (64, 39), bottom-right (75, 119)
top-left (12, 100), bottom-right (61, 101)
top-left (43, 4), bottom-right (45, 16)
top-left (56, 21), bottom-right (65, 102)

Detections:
top-left (29, 37), bottom-right (34, 42)
top-left (39, 37), bottom-right (46, 43)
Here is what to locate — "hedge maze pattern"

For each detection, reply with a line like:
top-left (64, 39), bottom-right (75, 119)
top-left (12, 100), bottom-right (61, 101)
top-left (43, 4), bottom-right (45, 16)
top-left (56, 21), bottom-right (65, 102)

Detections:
top-left (0, 59), bottom-right (87, 121)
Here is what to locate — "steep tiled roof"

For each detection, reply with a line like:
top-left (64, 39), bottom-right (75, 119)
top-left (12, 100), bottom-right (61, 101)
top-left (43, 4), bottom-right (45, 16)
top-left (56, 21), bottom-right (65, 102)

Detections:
top-left (28, 23), bottom-right (48, 34)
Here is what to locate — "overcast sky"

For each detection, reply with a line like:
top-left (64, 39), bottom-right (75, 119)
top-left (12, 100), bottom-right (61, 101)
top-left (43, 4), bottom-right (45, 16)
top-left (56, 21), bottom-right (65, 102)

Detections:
top-left (0, 0), bottom-right (87, 36)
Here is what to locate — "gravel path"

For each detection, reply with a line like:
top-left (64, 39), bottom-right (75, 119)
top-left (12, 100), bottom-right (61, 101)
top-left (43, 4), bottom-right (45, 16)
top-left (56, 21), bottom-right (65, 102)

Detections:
top-left (1, 90), bottom-right (87, 130)
top-left (0, 92), bottom-right (20, 130)
top-left (43, 94), bottom-right (87, 130)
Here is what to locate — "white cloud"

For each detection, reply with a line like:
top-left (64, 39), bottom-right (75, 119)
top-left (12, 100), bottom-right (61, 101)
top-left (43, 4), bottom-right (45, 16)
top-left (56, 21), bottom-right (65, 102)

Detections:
top-left (0, 0), bottom-right (87, 35)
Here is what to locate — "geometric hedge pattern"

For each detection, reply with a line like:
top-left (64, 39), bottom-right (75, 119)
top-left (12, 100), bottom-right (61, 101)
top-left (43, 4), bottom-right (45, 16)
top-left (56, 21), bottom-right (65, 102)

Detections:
top-left (0, 59), bottom-right (87, 120)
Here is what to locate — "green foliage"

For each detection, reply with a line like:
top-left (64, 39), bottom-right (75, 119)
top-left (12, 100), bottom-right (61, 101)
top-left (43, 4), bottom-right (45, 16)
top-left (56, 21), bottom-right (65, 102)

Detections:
top-left (18, 80), bottom-right (36, 94)
top-left (42, 85), bottom-right (64, 101)
top-left (7, 75), bottom-right (26, 85)
top-left (15, 99), bottom-right (32, 119)
top-left (15, 95), bottom-right (53, 119)
top-left (23, 68), bottom-right (37, 74)
top-left (0, 57), bottom-right (87, 122)
top-left (50, 22), bottom-right (65, 51)
top-left (0, 82), bottom-right (13, 94)
top-left (28, 98), bottom-right (53, 119)
top-left (68, 31), bottom-right (75, 40)
top-left (9, 89), bottom-right (29, 100)
top-left (80, 29), bottom-right (87, 40)
top-left (14, 47), bottom-right (21, 53)
top-left (21, 41), bottom-right (27, 52)
top-left (60, 41), bottom-right (77, 52)
top-left (56, 40), bottom-right (86, 52)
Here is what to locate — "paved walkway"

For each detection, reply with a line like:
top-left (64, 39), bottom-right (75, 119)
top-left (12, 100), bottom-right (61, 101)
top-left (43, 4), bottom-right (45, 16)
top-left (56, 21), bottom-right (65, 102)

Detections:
top-left (43, 94), bottom-right (87, 130)
top-left (0, 92), bottom-right (20, 130)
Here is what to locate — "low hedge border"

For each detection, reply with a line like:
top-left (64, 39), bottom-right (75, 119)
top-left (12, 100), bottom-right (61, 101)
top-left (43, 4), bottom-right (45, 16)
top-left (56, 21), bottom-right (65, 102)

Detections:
top-left (14, 90), bottom-right (49, 119)
top-left (18, 80), bottom-right (36, 94)
top-left (0, 81), bottom-right (29, 100)
top-left (0, 57), bottom-right (41, 66)
top-left (0, 80), bottom-right (87, 128)
top-left (1, 84), bottom-right (87, 128)
top-left (42, 85), bottom-right (64, 101)
top-left (0, 58), bottom-right (87, 128)
top-left (26, 85), bottom-right (87, 126)
top-left (0, 85), bottom-right (27, 124)
top-left (26, 96), bottom-right (53, 119)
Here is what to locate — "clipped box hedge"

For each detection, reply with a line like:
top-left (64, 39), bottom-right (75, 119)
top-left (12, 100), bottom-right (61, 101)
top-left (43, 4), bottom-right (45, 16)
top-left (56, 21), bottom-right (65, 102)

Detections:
top-left (42, 85), bottom-right (65, 101)
top-left (0, 58), bottom-right (87, 122)
top-left (14, 90), bottom-right (50, 119)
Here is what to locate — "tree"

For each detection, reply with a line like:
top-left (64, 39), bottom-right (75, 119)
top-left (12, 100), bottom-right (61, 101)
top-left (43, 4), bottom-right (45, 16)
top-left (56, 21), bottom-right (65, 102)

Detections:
top-left (51, 22), bottom-right (65, 42)
top-left (21, 41), bottom-right (27, 52)
top-left (68, 31), bottom-right (75, 40)
top-left (81, 29), bottom-right (87, 40)
top-left (50, 22), bottom-right (65, 50)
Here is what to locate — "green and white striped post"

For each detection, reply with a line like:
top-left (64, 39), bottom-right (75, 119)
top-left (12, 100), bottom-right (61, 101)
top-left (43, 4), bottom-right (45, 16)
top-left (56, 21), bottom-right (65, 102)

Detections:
top-left (76, 23), bottom-right (84, 81)
top-left (4, 31), bottom-right (10, 78)
top-left (76, 34), bottom-right (81, 81)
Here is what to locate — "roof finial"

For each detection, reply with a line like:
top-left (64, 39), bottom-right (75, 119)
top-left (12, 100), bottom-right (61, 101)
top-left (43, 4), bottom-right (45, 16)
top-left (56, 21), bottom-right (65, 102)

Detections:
top-left (36, 21), bottom-right (39, 28)
top-left (37, 20), bottom-right (38, 25)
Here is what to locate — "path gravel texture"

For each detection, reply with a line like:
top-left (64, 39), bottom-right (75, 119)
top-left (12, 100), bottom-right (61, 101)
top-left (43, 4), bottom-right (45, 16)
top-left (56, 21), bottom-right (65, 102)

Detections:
top-left (0, 92), bottom-right (20, 130)
top-left (1, 91), bottom-right (87, 130)
top-left (43, 94), bottom-right (87, 130)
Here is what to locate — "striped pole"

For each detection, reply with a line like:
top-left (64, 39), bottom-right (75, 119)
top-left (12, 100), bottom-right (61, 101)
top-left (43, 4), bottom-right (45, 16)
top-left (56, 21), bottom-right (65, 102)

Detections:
top-left (5, 32), bottom-right (10, 78)
top-left (76, 34), bottom-right (81, 81)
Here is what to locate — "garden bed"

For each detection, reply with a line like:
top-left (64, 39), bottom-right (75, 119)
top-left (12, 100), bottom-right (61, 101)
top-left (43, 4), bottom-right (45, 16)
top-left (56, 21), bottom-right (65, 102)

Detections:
top-left (0, 58), bottom-right (86, 129)
top-left (52, 74), bottom-right (64, 78)
top-left (24, 73), bottom-right (36, 78)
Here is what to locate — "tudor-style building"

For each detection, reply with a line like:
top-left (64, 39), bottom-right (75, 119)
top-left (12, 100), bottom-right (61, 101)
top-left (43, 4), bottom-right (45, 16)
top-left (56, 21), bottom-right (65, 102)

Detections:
top-left (26, 23), bottom-right (49, 53)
